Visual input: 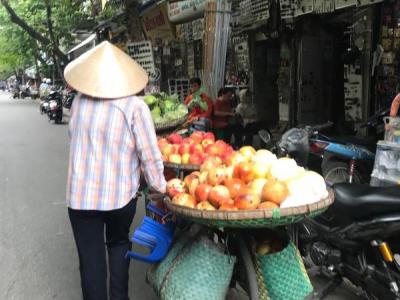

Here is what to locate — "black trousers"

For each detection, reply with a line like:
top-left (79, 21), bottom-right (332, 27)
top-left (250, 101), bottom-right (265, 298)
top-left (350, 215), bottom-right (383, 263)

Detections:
top-left (68, 199), bottom-right (137, 300)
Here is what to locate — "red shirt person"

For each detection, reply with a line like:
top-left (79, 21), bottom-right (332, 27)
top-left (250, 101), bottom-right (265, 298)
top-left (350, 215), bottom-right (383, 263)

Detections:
top-left (213, 88), bottom-right (235, 128)
top-left (184, 78), bottom-right (213, 123)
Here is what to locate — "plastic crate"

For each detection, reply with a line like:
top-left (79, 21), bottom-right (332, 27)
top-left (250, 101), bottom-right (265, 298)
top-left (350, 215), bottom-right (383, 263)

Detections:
top-left (371, 141), bottom-right (400, 184)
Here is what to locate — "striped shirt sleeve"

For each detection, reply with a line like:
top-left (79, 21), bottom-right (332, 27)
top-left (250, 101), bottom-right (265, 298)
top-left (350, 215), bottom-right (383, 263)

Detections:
top-left (132, 101), bottom-right (166, 194)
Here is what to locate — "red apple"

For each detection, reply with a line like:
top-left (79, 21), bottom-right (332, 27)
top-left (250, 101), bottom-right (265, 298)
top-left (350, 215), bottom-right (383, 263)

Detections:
top-left (172, 193), bottom-right (196, 208)
top-left (178, 143), bottom-right (191, 155)
top-left (200, 156), bottom-right (222, 173)
top-left (184, 172), bottom-right (201, 187)
top-left (204, 132), bottom-right (216, 142)
top-left (195, 183), bottom-right (212, 202)
top-left (190, 131), bottom-right (205, 143)
top-left (201, 139), bottom-right (214, 149)
top-left (234, 162), bottom-right (255, 183)
top-left (190, 143), bottom-right (203, 154)
top-left (189, 153), bottom-right (203, 165)
top-left (262, 179), bottom-right (288, 205)
top-left (196, 201), bottom-right (216, 210)
top-left (167, 133), bottom-right (183, 144)
top-left (224, 178), bottom-right (246, 199)
top-left (207, 167), bottom-right (227, 186)
top-left (209, 185), bottom-right (232, 207)
top-left (161, 144), bottom-right (174, 157)
top-left (188, 179), bottom-right (200, 198)
top-left (157, 138), bottom-right (169, 149)
top-left (257, 201), bottom-right (279, 210)
top-left (234, 188), bottom-right (261, 210)
top-left (239, 146), bottom-right (256, 162)
top-left (219, 203), bottom-right (239, 211)
top-left (167, 178), bottom-right (186, 197)
top-left (182, 137), bottom-right (194, 145)
top-left (205, 144), bottom-right (221, 156)
top-left (169, 154), bottom-right (182, 164)
top-left (225, 152), bottom-right (246, 167)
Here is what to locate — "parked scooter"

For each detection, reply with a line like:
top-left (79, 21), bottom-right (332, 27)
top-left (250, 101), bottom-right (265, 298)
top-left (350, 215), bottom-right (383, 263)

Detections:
top-left (62, 90), bottom-right (76, 110)
top-left (261, 129), bottom-right (400, 300)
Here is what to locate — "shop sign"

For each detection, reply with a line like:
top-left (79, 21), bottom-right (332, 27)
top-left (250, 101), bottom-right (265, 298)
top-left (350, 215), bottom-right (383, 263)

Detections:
top-left (167, 0), bottom-right (207, 24)
top-left (142, 3), bottom-right (175, 47)
top-left (126, 41), bottom-right (158, 82)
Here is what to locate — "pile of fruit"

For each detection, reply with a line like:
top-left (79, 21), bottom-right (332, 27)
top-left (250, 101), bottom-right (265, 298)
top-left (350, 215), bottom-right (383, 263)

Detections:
top-left (144, 93), bottom-right (188, 124)
top-left (158, 131), bottom-right (234, 165)
top-left (166, 146), bottom-right (328, 211)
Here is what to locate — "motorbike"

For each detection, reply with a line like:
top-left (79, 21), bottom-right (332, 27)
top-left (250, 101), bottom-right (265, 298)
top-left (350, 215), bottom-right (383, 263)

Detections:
top-left (261, 127), bottom-right (400, 300)
top-left (62, 90), bottom-right (76, 109)
top-left (12, 87), bottom-right (20, 99)
top-left (45, 90), bottom-right (63, 123)
top-left (29, 87), bottom-right (39, 99)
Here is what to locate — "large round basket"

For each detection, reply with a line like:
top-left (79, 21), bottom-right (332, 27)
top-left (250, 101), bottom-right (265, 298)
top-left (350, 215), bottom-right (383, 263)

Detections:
top-left (163, 161), bottom-right (200, 171)
top-left (154, 115), bottom-right (188, 133)
top-left (164, 189), bottom-right (334, 228)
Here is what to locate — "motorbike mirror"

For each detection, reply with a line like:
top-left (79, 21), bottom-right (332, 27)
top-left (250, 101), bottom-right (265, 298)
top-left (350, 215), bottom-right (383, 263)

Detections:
top-left (258, 130), bottom-right (272, 146)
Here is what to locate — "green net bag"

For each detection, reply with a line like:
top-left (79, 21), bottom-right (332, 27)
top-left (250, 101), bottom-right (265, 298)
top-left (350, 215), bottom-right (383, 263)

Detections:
top-left (150, 234), bottom-right (236, 300)
top-left (256, 242), bottom-right (313, 300)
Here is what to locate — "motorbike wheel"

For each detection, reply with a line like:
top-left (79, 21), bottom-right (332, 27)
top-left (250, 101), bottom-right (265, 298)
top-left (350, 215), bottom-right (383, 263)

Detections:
top-left (322, 160), bottom-right (365, 185)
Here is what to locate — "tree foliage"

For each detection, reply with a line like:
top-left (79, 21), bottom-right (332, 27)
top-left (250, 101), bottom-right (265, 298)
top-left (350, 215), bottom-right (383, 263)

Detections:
top-left (0, 0), bottom-right (96, 79)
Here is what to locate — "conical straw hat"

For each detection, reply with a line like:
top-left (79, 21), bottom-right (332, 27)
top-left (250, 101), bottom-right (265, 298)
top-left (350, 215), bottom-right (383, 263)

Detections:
top-left (64, 41), bottom-right (148, 99)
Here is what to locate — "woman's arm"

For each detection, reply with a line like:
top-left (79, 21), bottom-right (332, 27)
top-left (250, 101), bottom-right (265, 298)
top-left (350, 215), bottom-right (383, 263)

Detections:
top-left (390, 94), bottom-right (400, 117)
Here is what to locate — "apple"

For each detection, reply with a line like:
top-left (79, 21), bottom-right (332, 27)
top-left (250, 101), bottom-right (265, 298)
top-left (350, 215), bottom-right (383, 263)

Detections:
top-left (224, 178), bottom-right (246, 199)
top-left (178, 143), bottom-right (191, 155)
top-left (196, 201), bottom-right (216, 210)
top-left (201, 139), bottom-right (214, 148)
top-left (261, 179), bottom-right (289, 204)
top-left (234, 162), bottom-right (255, 183)
top-left (190, 143), bottom-right (203, 154)
top-left (239, 146), bottom-right (256, 162)
top-left (252, 162), bottom-right (270, 179)
top-left (256, 242), bottom-right (272, 255)
top-left (181, 153), bottom-right (190, 164)
top-left (219, 203), bottom-right (239, 211)
top-left (167, 178), bottom-right (186, 197)
top-left (198, 171), bottom-right (208, 184)
top-left (182, 137), bottom-right (194, 145)
top-left (195, 183), bottom-right (212, 202)
top-left (209, 185), bottom-right (232, 207)
top-left (207, 167), bottom-right (227, 186)
top-left (200, 156), bottom-right (222, 173)
top-left (189, 153), bottom-right (203, 165)
top-left (248, 178), bottom-right (268, 199)
top-left (184, 172), bottom-right (201, 187)
top-left (253, 149), bottom-right (276, 164)
top-left (188, 179), bottom-right (200, 198)
top-left (169, 154), bottom-right (182, 164)
top-left (161, 144), bottom-right (174, 157)
top-left (225, 152), bottom-right (246, 167)
top-left (190, 131), bottom-right (205, 143)
top-left (167, 133), bottom-right (183, 144)
top-left (203, 132), bottom-right (216, 142)
top-left (171, 144), bottom-right (180, 154)
top-left (205, 144), bottom-right (221, 156)
top-left (234, 188), bottom-right (261, 210)
top-left (172, 193), bottom-right (196, 208)
top-left (225, 166), bottom-right (234, 179)
top-left (257, 201), bottom-right (279, 210)
top-left (157, 138), bottom-right (169, 149)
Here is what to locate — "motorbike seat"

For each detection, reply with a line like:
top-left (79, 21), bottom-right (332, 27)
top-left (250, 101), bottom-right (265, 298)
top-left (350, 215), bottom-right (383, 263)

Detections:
top-left (333, 183), bottom-right (400, 222)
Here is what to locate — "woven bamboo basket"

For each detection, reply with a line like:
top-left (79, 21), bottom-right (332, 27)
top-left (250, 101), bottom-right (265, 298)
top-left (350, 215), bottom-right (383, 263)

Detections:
top-left (164, 189), bottom-right (334, 228)
top-left (154, 115), bottom-right (188, 133)
top-left (163, 161), bottom-right (200, 171)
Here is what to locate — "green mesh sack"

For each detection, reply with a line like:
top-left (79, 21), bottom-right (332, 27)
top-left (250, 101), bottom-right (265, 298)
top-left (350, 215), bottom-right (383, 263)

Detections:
top-left (159, 236), bottom-right (236, 300)
top-left (256, 242), bottom-right (313, 300)
top-left (147, 235), bottom-right (190, 295)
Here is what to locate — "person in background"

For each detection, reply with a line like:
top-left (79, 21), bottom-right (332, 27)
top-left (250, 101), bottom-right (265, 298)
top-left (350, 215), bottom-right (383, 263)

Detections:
top-left (64, 41), bottom-right (166, 300)
top-left (213, 87), bottom-right (236, 143)
top-left (390, 93), bottom-right (400, 117)
top-left (235, 89), bottom-right (259, 147)
top-left (184, 77), bottom-right (213, 124)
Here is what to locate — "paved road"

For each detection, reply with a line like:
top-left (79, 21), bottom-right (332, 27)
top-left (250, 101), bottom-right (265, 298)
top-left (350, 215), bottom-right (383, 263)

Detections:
top-left (0, 92), bottom-right (362, 299)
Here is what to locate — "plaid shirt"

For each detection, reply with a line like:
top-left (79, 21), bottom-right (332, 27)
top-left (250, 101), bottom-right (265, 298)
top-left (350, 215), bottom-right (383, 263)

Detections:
top-left (66, 93), bottom-right (166, 211)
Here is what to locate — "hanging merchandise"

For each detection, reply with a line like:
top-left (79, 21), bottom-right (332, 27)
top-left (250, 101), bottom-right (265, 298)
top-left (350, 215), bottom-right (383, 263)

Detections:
top-left (202, 0), bottom-right (232, 99)
top-left (344, 64), bottom-right (363, 122)
top-left (127, 41), bottom-right (158, 81)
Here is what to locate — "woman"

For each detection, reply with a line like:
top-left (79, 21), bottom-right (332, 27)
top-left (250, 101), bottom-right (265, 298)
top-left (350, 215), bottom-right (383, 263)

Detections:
top-left (184, 77), bottom-right (213, 124)
top-left (213, 87), bottom-right (236, 143)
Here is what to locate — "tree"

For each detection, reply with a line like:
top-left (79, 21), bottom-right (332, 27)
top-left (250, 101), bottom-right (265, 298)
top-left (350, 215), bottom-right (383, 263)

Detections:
top-left (0, 0), bottom-right (95, 79)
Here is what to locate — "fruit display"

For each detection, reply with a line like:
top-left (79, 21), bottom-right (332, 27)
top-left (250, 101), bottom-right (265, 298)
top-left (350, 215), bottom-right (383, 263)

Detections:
top-left (144, 92), bottom-right (188, 124)
top-left (166, 147), bottom-right (329, 211)
top-left (158, 131), bottom-right (234, 166)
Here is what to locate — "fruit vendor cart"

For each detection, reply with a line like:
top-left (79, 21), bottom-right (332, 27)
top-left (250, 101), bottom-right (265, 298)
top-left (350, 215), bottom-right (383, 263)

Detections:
top-left (129, 134), bottom-right (335, 299)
